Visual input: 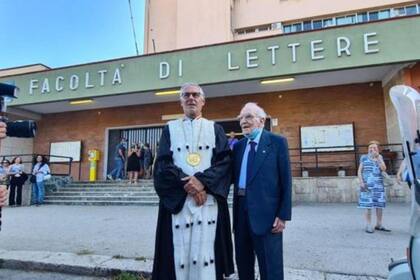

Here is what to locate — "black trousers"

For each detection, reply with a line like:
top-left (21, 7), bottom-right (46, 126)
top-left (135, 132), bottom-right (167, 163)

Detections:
top-left (234, 197), bottom-right (284, 280)
top-left (9, 178), bottom-right (23, 206)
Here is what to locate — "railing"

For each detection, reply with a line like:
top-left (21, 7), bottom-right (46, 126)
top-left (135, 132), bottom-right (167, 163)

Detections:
top-left (0, 154), bottom-right (73, 177)
top-left (289, 143), bottom-right (403, 177)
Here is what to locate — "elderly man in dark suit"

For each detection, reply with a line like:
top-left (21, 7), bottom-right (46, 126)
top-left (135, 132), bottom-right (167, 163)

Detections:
top-left (232, 102), bottom-right (292, 280)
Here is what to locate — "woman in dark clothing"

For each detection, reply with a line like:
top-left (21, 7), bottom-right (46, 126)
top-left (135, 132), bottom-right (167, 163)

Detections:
top-left (9, 157), bottom-right (26, 207)
top-left (127, 144), bottom-right (141, 184)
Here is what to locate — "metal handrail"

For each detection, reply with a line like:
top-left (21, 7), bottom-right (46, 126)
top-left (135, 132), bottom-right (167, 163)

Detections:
top-left (0, 153), bottom-right (73, 177)
top-left (289, 143), bottom-right (404, 176)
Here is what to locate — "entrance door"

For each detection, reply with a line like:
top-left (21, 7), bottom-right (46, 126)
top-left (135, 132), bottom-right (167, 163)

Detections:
top-left (106, 126), bottom-right (163, 175)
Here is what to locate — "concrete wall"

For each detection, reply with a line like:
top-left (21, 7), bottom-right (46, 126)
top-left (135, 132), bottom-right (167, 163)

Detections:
top-left (293, 176), bottom-right (410, 203)
top-left (144, 0), bottom-right (233, 53)
top-left (144, 0), bottom-right (416, 52)
top-left (31, 82), bottom-right (387, 181)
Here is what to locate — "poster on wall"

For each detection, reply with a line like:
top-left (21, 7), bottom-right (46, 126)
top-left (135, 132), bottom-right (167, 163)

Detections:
top-left (300, 124), bottom-right (354, 152)
top-left (49, 141), bottom-right (82, 162)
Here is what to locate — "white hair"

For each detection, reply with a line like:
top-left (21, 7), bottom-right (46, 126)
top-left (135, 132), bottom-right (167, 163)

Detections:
top-left (179, 82), bottom-right (205, 100)
top-left (241, 102), bottom-right (267, 118)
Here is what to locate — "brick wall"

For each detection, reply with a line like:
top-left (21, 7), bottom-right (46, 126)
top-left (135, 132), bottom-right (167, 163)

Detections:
top-left (34, 82), bottom-right (387, 180)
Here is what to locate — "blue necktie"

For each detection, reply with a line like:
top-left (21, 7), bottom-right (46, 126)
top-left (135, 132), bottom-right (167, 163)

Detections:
top-left (246, 141), bottom-right (257, 186)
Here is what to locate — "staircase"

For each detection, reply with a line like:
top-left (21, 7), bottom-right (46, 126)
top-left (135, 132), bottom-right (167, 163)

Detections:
top-left (45, 180), bottom-right (234, 206)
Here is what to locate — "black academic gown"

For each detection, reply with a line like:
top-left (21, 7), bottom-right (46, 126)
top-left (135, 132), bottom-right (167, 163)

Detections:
top-left (152, 123), bottom-right (234, 280)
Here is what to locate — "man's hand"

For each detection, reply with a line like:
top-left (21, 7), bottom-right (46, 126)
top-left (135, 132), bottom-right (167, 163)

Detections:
top-left (182, 176), bottom-right (205, 195)
top-left (0, 186), bottom-right (8, 207)
top-left (193, 190), bottom-right (207, 206)
top-left (272, 217), bottom-right (286, 234)
top-left (0, 122), bottom-right (6, 139)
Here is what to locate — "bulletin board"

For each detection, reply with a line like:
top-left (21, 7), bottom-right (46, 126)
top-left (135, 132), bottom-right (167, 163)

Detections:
top-left (49, 141), bottom-right (81, 162)
top-left (300, 124), bottom-right (354, 152)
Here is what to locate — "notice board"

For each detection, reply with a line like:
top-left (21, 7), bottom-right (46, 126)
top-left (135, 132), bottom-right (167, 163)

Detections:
top-left (300, 124), bottom-right (354, 152)
top-left (49, 141), bottom-right (81, 162)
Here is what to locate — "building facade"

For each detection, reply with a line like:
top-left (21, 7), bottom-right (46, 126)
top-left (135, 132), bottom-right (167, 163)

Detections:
top-left (1, 2), bottom-right (420, 181)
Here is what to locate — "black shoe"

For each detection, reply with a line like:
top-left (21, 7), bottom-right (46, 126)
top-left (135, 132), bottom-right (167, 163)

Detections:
top-left (375, 226), bottom-right (391, 232)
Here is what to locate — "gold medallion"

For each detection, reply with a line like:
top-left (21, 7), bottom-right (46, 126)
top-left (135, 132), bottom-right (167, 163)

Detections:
top-left (186, 153), bottom-right (201, 166)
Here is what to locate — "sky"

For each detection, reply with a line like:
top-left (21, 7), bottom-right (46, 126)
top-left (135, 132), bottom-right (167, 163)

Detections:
top-left (0, 0), bottom-right (145, 69)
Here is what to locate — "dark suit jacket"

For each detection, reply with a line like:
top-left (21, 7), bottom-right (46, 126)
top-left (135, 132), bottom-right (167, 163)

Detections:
top-left (233, 129), bottom-right (292, 235)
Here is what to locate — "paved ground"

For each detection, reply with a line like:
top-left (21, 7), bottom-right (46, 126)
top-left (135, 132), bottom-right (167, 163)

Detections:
top-left (0, 203), bottom-right (411, 278)
top-left (0, 269), bottom-right (107, 280)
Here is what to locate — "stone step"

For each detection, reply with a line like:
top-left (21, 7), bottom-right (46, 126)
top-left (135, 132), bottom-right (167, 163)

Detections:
top-left (66, 181), bottom-right (153, 187)
top-left (45, 195), bottom-right (159, 201)
top-left (64, 184), bottom-right (154, 189)
top-left (47, 191), bottom-right (158, 196)
top-left (45, 180), bottom-right (233, 206)
top-left (43, 200), bottom-right (160, 206)
top-left (53, 186), bottom-right (155, 192)
top-left (72, 180), bottom-right (153, 184)
top-left (44, 200), bottom-right (233, 206)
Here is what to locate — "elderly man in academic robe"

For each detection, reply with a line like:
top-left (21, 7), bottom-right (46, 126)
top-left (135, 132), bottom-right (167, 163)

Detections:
top-left (152, 83), bottom-right (234, 280)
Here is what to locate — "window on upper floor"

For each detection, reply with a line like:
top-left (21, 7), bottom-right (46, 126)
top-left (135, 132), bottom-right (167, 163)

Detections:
top-left (406, 5), bottom-right (418, 15)
top-left (336, 15), bottom-right (356, 25)
top-left (312, 20), bottom-right (322, 30)
top-left (303, 21), bottom-right (312, 31)
top-left (357, 12), bottom-right (368, 23)
top-left (369, 11), bottom-right (379, 21)
top-left (291, 23), bottom-right (302, 32)
top-left (378, 9), bottom-right (391, 20)
top-left (323, 18), bottom-right (335, 27)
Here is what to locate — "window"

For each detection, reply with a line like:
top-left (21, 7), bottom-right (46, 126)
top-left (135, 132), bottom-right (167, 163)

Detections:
top-left (271, 22), bottom-right (282, 30)
top-left (312, 20), bottom-right (322, 29)
top-left (244, 28), bottom-right (255, 34)
top-left (323, 18), bottom-right (335, 27)
top-left (378, 9), bottom-right (391, 19)
top-left (303, 21), bottom-right (312, 31)
top-left (406, 5), bottom-right (417, 15)
top-left (357, 12), bottom-right (368, 23)
top-left (283, 25), bottom-right (291, 33)
top-left (257, 26), bottom-right (270, 32)
top-left (393, 7), bottom-right (406, 16)
top-left (369, 11), bottom-right (379, 21)
top-left (291, 23), bottom-right (302, 32)
top-left (337, 15), bottom-right (356, 25)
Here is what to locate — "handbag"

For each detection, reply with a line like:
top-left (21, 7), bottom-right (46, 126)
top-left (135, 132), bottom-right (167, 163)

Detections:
top-left (29, 175), bottom-right (37, 183)
top-left (381, 171), bottom-right (393, 187)
top-left (44, 173), bottom-right (52, 181)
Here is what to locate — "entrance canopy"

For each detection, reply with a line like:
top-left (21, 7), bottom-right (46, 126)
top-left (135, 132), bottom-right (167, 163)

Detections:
top-left (1, 16), bottom-right (419, 114)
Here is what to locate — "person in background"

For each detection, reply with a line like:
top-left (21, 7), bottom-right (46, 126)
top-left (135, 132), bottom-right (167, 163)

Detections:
top-left (0, 122), bottom-right (8, 206)
top-left (127, 144), bottom-right (141, 184)
top-left (0, 159), bottom-right (11, 188)
top-left (107, 137), bottom-right (127, 180)
top-left (138, 142), bottom-right (145, 178)
top-left (8, 157), bottom-right (26, 207)
top-left (143, 143), bottom-right (153, 179)
top-left (358, 141), bottom-right (390, 233)
top-left (228, 131), bottom-right (239, 150)
top-left (397, 139), bottom-right (420, 186)
top-left (31, 155), bottom-right (50, 206)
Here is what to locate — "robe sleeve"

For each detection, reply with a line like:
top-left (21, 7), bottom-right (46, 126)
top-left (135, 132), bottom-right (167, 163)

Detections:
top-left (153, 125), bottom-right (189, 214)
top-left (194, 123), bottom-right (232, 199)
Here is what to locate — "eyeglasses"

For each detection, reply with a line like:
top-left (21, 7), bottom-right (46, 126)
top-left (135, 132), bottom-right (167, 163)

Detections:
top-left (181, 92), bottom-right (201, 99)
top-left (237, 113), bottom-right (258, 121)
